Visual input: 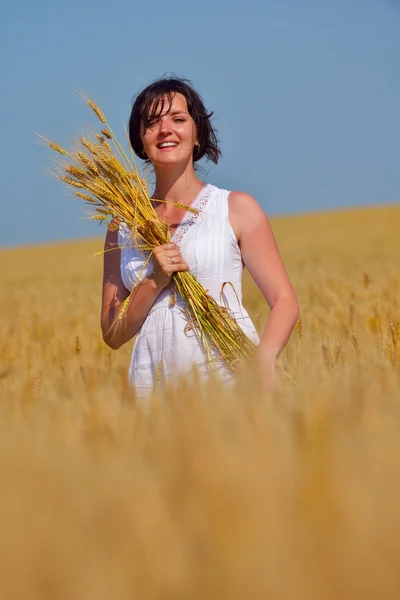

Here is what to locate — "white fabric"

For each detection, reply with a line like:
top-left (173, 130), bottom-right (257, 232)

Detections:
top-left (118, 183), bottom-right (260, 397)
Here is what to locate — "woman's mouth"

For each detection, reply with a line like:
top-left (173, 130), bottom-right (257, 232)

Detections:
top-left (157, 142), bottom-right (179, 150)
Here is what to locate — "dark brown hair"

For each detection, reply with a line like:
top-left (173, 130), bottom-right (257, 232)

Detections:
top-left (128, 76), bottom-right (221, 164)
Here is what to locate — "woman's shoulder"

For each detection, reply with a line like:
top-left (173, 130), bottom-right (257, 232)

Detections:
top-left (210, 184), bottom-right (258, 205)
top-left (227, 190), bottom-right (265, 215)
top-left (227, 190), bottom-right (270, 240)
top-left (228, 190), bottom-right (256, 203)
top-left (208, 184), bottom-right (267, 221)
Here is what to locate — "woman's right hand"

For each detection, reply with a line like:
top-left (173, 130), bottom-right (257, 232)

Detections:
top-left (152, 242), bottom-right (190, 289)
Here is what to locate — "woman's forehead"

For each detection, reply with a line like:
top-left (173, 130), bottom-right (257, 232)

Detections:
top-left (168, 93), bottom-right (188, 111)
top-left (147, 93), bottom-right (189, 118)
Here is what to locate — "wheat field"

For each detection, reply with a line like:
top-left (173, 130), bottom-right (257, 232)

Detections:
top-left (1, 204), bottom-right (400, 600)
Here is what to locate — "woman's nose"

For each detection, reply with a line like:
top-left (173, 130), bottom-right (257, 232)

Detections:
top-left (159, 117), bottom-right (172, 135)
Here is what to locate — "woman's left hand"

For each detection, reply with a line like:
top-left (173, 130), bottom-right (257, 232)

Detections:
top-left (257, 350), bottom-right (277, 393)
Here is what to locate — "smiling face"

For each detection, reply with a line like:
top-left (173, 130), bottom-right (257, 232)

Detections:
top-left (140, 93), bottom-right (199, 169)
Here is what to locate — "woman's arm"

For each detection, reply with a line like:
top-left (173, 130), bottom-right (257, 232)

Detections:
top-left (101, 225), bottom-right (188, 350)
top-left (228, 192), bottom-right (300, 378)
top-left (101, 225), bottom-right (163, 350)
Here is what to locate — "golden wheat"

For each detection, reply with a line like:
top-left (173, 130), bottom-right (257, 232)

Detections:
top-left (0, 205), bottom-right (399, 599)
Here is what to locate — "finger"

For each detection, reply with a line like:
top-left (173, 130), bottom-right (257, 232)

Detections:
top-left (164, 250), bottom-right (182, 260)
top-left (169, 258), bottom-right (186, 269)
top-left (154, 250), bottom-right (180, 265)
top-left (153, 245), bottom-right (164, 257)
top-left (171, 262), bottom-right (189, 272)
top-left (160, 242), bottom-right (177, 251)
top-left (163, 260), bottom-right (189, 273)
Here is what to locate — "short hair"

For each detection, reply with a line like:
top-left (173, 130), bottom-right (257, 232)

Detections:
top-left (128, 76), bottom-right (221, 164)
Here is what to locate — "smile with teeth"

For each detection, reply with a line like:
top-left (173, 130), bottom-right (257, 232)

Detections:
top-left (158, 142), bottom-right (178, 149)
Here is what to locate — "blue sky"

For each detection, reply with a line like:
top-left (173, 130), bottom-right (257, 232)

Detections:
top-left (1, 0), bottom-right (399, 247)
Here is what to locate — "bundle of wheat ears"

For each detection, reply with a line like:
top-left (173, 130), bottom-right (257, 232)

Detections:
top-left (42, 98), bottom-right (256, 372)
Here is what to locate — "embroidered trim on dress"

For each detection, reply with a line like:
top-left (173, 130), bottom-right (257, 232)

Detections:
top-left (172, 184), bottom-right (215, 246)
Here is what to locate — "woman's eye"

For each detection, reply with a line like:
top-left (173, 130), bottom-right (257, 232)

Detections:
top-left (174, 118), bottom-right (185, 123)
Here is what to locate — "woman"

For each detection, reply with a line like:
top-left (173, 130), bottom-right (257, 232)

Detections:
top-left (101, 77), bottom-right (299, 397)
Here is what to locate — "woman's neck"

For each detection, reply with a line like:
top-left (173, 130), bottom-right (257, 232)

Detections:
top-left (152, 164), bottom-right (204, 205)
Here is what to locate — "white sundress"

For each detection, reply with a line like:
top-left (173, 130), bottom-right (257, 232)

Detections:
top-left (118, 183), bottom-right (260, 398)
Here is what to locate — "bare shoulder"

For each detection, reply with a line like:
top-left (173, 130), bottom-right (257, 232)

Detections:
top-left (228, 190), bottom-right (270, 239)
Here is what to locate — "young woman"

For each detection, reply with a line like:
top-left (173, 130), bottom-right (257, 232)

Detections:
top-left (101, 77), bottom-right (299, 397)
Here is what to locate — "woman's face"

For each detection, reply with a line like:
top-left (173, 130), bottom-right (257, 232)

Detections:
top-left (140, 93), bottom-right (198, 168)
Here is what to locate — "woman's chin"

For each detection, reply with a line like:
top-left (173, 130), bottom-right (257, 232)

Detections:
top-left (152, 155), bottom-right (190, 169)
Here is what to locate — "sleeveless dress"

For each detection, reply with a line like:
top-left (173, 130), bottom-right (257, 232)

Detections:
top-left (118, 183), bottom-right (260, 398)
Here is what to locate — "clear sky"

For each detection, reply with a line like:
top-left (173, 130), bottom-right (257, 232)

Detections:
top-left (1, 0), bottom-right (399, 247)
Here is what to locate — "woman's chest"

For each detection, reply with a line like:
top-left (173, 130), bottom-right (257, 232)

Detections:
top-left (178, 222), bottom-right (234, 281)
